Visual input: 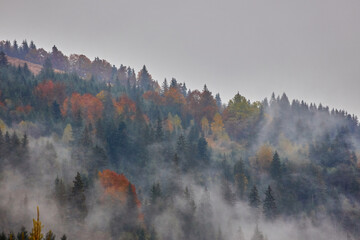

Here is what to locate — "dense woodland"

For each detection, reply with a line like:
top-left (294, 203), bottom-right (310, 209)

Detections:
top-left (0, 40), bottom-right (359, 240)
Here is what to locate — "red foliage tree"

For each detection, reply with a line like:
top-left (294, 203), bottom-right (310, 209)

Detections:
top-left (34, 80), bottom-right (66, 105)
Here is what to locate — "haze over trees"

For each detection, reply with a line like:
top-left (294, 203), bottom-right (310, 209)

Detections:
top-left (0, 40), bottom-right (360, 239)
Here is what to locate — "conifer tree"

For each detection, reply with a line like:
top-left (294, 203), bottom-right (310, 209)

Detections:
top-left (0, 51), bottom-right (7, 66)
top-left (16, 226), bottom-right (29, 240)
top-left (155, 117), bottom-right (163, 141)
top-left (263, 186), bottom-right (277, 220)
top-left (251, 225), bottom-right (265, 240)
top-left (234, 159), bottom-right (248, 199)
top-left (249, 185), bottom-right (261, 209)
top-left (270, 151), bottom-right (282, 180)
top-left (71, 172), bottom-right (88, 221)
top-left (45, 230), bottom-right (55, 240)
top-left (150, 182), bottom-right (162, 205)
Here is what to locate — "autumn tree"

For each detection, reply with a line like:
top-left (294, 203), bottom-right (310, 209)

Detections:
top-left (251, 144), bottom-right (273, 172)
top-left (200, 85), bottom-right (217, 122)
top-left (223, 93), bottom-right (261, 143)
top-left (16, 226), bottom-right (29, 240)
top-left (62, 124), bottom-right (74, 144)
top-left (29, 207), bottom-right (43, 240)
top-left (201, 117), bottom-right (210, 136)
top-left (34, 80), bottom-right (66, 106)
top-left (211, 113), bottom-right (229, 140)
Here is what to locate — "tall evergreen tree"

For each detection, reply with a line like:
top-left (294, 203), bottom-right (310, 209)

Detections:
top-left (263, 185), bottom-right (277, 220)
top-left (251, 225), bottom-right (265, 240)
top-left (71, 172), bottom-right (88, 221)
top-left (270, 151), bottom-right (282, 180)
top-left (0, 51), bottom-right (7, 66)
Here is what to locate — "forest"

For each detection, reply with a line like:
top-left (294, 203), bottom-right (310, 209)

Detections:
top-left (0, 39), bottom-right (359, 240)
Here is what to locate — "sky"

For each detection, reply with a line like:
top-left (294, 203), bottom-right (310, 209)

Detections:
top-left (1, 0), bottom-right (360, 116)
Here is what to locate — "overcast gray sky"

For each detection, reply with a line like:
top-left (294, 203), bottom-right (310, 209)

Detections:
top-left (1, 0), bottom-right (360, 116)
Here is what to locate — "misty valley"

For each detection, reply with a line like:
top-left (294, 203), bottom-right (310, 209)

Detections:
top-left (0, 40), bottom-right (359, 240)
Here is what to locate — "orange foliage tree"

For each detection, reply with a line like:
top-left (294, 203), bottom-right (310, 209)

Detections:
top-left (164, 87), bottom-right (185, 114)
top-left (98, 170), bottom-right (141, 208)
top-left (62, 93), bottom-right (104, 123)
top-left (143, 90), bottom-right (164, 106)
top-left (113, 95), bottom-right (137, 119)
top-left (34, 80), bottom-right (66, 105)
top-left (186, 87), bottom-right (217, 124)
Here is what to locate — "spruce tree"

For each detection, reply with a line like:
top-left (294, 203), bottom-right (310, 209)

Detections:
top-left (0, 51), bottom-right (7, 66)
top-left (234, 159), bottom-right (248, 199)
top-left (251, 225), bottom-right (265, 240)
top-left (249, 185), bottom-right (261, 209)
top-left (71, 172), bottom-right (88, 221)
top-left (16, 226), bottom-right (28, 240)
top-left (45, 231), bottom-right (55, 240)
top-left (270, 151), bottom-right (282, 180)
top-left (263, 185), bottom-right (277, 220)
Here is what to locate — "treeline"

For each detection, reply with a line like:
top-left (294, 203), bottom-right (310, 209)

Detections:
top-left (0, 45), bottom-right (359, 239)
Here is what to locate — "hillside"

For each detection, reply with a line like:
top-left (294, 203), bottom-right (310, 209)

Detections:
top-left (7, 55), bottom-right (63, 75)
top-left (0, 41), bottom-right (359, 240)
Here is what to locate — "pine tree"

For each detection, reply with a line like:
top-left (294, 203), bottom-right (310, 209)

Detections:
top-left (270, 151), bottom-right (282, 180)
top-left (125, 184), bottom-right (139, 230)
top-left (215, 93), bottom-right (222, 109)
top-left (71, 172), bottom-right (88, 221)
top-left (221, 178), bottom-right (235, 206)
top-left (150, 183), bottom-right (162, 205)
top-left (251, 225), bottom-right (265, 240)
top-left (155, 117), bottom-right (163, 141)
top-left (176, 135), bottom-right (186, 154)
top-left (0, 51), bottom-right (7, 66)
top-left (161, 78), bottom-right (169, 95)
top-left (249, 185), bottom-right (261, 209)
top-left (41, 58), bottom-right (54, 79)
top-left (45, 230), bottom-right (55, 240)
top-left (263, 185), bottom-right (277, 220)
top-left (16, 226), bottom-right (28, 240)
top-left (51, 101), bottom-right (62, 121)
top-left (29, 206), bottom-right (43, 240)
top-left (234, 159), bottom-right (248, 199)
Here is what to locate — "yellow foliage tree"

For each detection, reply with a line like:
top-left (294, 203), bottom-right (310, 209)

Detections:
top-left (172, 114), bottom-right (182, 133)
top-left (0, 118), bottom-right (6, 132)
top-left (252, 144), bottom-right (273, 171)
top-left (201, 117), bottom-right (210, 137)
top-left (211, 113), bottom-right (229, 140)
top-left (30, 206), bottom-right (43, 240)
top-left (62, 124), bottom-right (74, 144)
